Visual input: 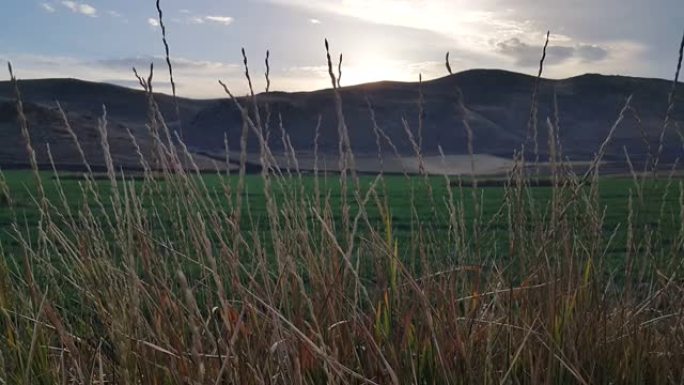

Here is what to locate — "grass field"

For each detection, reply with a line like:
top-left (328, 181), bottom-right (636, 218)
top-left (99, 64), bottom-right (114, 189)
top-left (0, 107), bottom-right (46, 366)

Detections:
top-left (1, 170), bottom-right (680, 265)
top-left (2, 162), bottom-right (684, 384)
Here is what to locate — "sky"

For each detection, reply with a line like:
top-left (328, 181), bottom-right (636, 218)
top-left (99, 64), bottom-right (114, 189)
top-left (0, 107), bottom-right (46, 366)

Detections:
top-left (0, 0), bottom-right (682, 98)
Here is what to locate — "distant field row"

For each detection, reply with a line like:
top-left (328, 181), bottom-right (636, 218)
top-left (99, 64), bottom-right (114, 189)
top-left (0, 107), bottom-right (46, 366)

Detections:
top-left (1, 170), bottom-right (680, 262)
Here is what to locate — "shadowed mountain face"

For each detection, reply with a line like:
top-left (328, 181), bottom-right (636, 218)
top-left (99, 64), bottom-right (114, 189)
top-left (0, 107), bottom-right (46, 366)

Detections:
top-left (1, 70), bottom-right (682, 172)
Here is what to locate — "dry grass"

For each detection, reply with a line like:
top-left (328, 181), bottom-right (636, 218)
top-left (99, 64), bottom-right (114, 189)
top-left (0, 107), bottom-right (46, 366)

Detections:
top-left (0, 17), bottom-right (683, 385)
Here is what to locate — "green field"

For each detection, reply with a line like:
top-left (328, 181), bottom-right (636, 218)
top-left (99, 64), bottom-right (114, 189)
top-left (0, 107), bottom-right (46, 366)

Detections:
top-left (1, 169), bottom-right (680, 270)
top-left (2, 165), bottom-right (684, 384)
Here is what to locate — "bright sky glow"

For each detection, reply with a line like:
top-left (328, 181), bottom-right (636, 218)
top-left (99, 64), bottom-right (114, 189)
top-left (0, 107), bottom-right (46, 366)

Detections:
top-left (0, 0), bottom-right (681, 98)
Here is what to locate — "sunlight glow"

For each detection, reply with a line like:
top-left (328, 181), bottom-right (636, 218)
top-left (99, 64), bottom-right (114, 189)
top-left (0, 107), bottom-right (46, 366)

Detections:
top-left (271, 0), bottom-right (545, 54)
top-left (340, 55), bottom-right (409, 86)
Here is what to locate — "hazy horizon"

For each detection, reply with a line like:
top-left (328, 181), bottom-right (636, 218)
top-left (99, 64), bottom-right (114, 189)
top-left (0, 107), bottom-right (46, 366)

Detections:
top-left (2, 0), bottom-right (683, 98)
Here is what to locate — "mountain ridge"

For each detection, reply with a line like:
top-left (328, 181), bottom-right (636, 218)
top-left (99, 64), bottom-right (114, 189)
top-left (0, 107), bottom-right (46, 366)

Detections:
top-left (1, 69), bottom-right (682, 173)
top-left (3, 68), bottom-right (677, 98)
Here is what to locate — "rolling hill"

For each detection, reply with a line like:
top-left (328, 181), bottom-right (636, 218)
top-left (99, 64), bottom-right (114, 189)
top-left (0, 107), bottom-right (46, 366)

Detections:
top-left (1, 69), bottom-right (682, 174)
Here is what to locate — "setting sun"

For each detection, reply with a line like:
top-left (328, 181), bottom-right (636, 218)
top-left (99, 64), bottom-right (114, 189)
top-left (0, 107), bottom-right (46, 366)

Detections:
top-left (340, 55), bottom-right (416, 86)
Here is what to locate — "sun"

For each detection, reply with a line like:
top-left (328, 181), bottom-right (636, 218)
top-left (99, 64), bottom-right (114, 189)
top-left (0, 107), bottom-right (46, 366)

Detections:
top-left (339, 54), bottom-right (412, 86)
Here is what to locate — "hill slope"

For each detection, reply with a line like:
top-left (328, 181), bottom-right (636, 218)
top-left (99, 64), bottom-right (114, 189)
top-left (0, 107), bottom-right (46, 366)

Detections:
top-left (1, 70), bottom-right (682, 172)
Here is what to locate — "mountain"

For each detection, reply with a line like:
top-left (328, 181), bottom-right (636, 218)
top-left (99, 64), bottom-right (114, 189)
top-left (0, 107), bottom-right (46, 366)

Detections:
top-left (0, 79), bottom-right (222, 171)
top-left (1, 70), bottom-right (682, 174)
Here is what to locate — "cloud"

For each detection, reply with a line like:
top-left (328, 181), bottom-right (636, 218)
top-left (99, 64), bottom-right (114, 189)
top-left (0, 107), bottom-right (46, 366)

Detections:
top-left (204, 16), bottom-right (234, 26)
top-left (264, 0), bottom-right (542, 55)
top-left (40, 3), bottom-right (56, 13)
top-left (263, 0), bottom-right (649, 78)
top-left (61, 1), bottom-right (97, 17)
top-left (96, 56), bottom-right (240, 73)
top-left (575, 44), bottom-right (609, 62)
top-left (147, 18), bottom-right (159, 27)
top-left (283, 65), bottom-right (327, 76)
top-left (180, 15), bottom-right (234, 26)
top-left (495, 37), bottom-right (609, 67)
top-left (309, 18), bottom-right (321, 24)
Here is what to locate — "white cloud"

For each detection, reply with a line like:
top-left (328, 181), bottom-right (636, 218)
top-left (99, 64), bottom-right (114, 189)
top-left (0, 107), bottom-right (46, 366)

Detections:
top-left (266, 0), bottom-right (539, 54)
top-left (40, 3), bottom-right (56, 13)
top-left (96, 56), bottom-right (240, 73)
top-left (147, 18), bottom-right (159, 27)
top-left (204, 16), bottom-right (234, 26)
top-left (61, 1), bottom-right (97, 17)
top-left (79, 4), bottom-right (96, 16)
top-left (107, 10), bottom-right (122, 18)
top-left (61, 1), bottom-right (77, 10)
top-left (264, 0), bottom-right (659, 81)
top-left (182, 15), bottom-right (234, 26)
top-left (263, 1), bottom-right (632, 66)
top-left (60, 0), bottom-right (76, 10)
